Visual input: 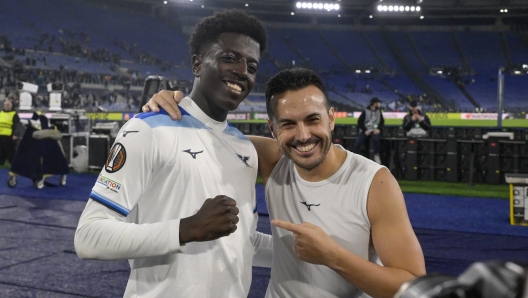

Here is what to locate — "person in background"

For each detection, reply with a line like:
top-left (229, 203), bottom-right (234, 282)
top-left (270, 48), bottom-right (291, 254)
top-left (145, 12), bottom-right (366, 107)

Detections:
top-left (0, 97), bottom-right (23, 185)
top-left (354, 97), bottom-right (384, 164)
top-left (402, 100), bottom-right (432, 137)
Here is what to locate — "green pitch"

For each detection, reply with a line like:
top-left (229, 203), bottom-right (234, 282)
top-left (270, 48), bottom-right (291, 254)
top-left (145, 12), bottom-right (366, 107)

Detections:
top-left (256, 176), bottom-right (509, 199)
top-left (231, 118), bottom-right (528, 128)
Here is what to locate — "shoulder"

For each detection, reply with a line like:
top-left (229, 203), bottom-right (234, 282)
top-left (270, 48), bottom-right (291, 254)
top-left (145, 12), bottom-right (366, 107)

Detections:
top-left (134, 111), bottom-right (198, 130)
top-left (338, 151), bottom-right (385, 184)
top-left (367, 167), bottom-right (403, 216)
top-left (223, 123), bottom-right (250, 142)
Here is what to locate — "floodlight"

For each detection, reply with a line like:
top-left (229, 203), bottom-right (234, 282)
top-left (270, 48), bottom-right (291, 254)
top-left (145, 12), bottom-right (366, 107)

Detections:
top-left (295, 2), bottom-right (340, 12)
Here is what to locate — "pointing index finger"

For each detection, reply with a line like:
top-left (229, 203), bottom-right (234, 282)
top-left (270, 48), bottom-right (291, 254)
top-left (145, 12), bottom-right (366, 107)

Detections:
top-left (272, 219), bottom-right (303, 234)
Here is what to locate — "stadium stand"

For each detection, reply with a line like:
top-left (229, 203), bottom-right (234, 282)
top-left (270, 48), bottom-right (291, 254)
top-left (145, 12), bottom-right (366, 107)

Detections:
top-left (0, 0), bottom-right (526, 113)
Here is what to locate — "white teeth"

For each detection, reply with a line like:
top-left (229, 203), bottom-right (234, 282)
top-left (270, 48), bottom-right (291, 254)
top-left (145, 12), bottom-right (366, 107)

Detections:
top-left (226, 82), bottom-right (242, 92)
top-left (297, 143), bottom-right (315, 152)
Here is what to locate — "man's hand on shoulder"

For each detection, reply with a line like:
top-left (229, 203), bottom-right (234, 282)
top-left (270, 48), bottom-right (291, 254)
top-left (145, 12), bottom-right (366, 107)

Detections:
top-left (142, 90), bottom-right (184, 120)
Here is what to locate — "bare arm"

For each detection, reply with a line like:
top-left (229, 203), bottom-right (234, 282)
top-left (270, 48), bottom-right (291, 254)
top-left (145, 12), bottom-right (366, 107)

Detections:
top-left (272, 168), bottom-right (425, 298)
top-left (247, 136), bottom-right (282, 185)
top-left (333, 167), bottom-right (425, 297)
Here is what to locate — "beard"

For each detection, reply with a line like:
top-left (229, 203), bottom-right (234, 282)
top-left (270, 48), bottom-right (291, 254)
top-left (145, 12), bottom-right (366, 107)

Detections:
top-left (278, 126), bottom-right (333, 171)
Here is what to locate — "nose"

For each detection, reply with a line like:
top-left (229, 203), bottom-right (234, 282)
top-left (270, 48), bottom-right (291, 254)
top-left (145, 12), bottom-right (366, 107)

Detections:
top-left (295, 123), bottom-right (311, 143)
top-left (232, 60), bottom-right (249, 80)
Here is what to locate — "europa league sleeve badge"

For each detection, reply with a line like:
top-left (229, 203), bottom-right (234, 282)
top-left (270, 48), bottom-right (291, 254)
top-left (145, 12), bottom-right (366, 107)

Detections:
top-left (105, 143), bottom-right (127, 173)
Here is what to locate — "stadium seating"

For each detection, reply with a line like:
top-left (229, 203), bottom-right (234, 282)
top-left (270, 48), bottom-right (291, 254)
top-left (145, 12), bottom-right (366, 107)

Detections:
top-left (0, 0), bottom-right (526, 112)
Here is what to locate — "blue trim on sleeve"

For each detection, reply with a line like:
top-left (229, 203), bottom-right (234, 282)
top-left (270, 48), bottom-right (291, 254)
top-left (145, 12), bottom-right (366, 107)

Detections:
top-left (89, 191), bottom-right (130, 216)
top-left (253, 204), bottom-right (258, 214)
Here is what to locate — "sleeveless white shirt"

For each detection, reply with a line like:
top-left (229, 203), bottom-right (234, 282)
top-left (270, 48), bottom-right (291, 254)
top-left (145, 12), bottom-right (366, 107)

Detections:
top-left (265, 148), bottom-right (384, 298)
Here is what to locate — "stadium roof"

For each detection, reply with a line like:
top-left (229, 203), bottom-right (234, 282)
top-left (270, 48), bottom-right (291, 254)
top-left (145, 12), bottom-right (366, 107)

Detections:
top-left (86, 0), bottom-right (528, 26)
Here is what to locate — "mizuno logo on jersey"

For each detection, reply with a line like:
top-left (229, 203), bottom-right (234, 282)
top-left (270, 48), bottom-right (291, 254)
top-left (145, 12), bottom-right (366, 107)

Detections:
top-left (183, 149), bottom-right (203, 159)
top-left (122, 130), bottom-right (139, 137)
top-left (236, 153), bottom-right (251, 167)
top-left (300, 201), bottom-right (320, 211)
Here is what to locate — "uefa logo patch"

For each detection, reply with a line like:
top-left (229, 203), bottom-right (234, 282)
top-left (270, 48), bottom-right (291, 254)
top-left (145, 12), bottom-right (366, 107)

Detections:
top-left (105, 143), bottom-right (127, 173)
top-left (96, 174), bottom-right (122, 193)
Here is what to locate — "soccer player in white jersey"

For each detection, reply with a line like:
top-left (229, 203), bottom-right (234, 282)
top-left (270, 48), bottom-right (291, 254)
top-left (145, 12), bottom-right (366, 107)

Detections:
top-left (74, 9), bottom-right (272, 298)
top-left (145, 68), bottom-right (426, 298)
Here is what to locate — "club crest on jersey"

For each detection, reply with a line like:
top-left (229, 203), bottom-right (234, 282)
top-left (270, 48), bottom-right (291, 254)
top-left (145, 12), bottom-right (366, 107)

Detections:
top-left (236, 153), bottom-right (251, 167)
top-left (96, 174), bottom-right (122, 193)
top-left (105, 143), bottom-right (127, 173)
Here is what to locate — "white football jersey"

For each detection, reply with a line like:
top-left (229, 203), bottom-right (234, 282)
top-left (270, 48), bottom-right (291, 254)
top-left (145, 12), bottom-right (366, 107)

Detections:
top-left (75, 97), bottom-right (270, 298)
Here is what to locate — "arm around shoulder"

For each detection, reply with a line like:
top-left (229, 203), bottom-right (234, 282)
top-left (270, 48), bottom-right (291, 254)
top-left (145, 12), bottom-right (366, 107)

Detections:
top-left (247, 135), bottom-right (282, 184)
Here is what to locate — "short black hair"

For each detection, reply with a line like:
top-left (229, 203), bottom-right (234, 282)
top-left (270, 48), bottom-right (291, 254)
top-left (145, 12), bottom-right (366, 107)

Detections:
top-left (409, 100), bottom-right (418, 107)
top-left (265, 68), bottom-right (329, 121)
top-left (369, 97), bottom-right (381, 106)
top-left (189, 9), bottom-right (267, 56)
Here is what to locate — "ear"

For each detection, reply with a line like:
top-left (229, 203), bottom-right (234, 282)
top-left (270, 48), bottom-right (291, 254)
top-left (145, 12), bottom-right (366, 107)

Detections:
top-left (328, 107), bottom-right (335, 132)
top-left (192, 55), bottom-right (202, 77)
top-left (267, 119), bottom-right (275, 139)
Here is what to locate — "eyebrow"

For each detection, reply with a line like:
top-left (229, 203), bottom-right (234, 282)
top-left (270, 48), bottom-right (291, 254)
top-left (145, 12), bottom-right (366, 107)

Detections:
top-left (277, 112), bottom-right (322, 124)
top-left (225, 49), bottom-right (259, 64)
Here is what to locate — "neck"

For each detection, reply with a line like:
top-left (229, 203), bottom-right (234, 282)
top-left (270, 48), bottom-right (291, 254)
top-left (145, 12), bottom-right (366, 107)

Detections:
top-left (189, 82), bottom-right (227, 122)
top-left (295, 144), bottom-right (347, 182)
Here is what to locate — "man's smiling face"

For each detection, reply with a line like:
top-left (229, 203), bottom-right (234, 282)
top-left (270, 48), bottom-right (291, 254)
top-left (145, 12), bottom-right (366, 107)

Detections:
top-left (270, 85), bottom-right (335, 171)
top-left (191, 32), bottom-right (260, 121)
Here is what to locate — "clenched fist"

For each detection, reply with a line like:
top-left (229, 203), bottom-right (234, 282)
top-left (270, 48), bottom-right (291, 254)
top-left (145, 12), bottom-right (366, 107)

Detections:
top-left (180, 195), bottom-right (240, 244)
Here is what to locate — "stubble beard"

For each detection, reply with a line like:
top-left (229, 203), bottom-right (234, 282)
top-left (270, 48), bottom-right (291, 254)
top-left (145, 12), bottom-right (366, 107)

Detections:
top-left (278, 126), bottom-right (333, 171)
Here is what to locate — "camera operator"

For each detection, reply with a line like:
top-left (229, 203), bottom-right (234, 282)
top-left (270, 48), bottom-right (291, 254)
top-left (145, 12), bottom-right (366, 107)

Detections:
top-left (402, 100), bottom-right (431, 138)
